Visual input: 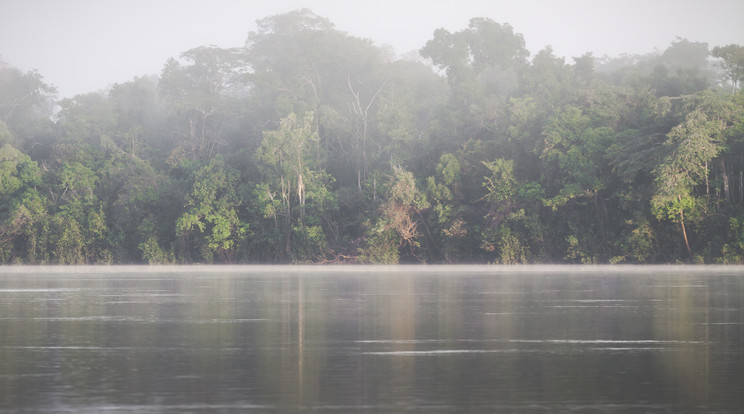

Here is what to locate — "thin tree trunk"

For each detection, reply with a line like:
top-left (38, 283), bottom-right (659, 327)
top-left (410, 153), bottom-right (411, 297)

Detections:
top-left (721, 157), bottom-right (731, 203)
top-left (281, 175), bottom-right (292, 258)
top-left (285, 209), bottom-right (291, 257)
top-left (347, 76), bottom-right (386, 186)
top-left (680, 207), bottom-right (692, 258)
top-left (297, 173), bottom-right (305, 227)
top-left (373, 176), bottom-right (377, 202)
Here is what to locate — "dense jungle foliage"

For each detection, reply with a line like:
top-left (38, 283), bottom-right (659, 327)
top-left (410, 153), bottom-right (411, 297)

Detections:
top-left (2, 10), bottom-right (744, 264)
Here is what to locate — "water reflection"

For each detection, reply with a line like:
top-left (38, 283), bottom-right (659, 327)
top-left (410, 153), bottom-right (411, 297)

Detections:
top-left (0, 266), bottom-right (742, 412)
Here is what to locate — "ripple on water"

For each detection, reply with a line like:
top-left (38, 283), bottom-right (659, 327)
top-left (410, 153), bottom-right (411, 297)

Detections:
top-left (0, 288), bottom-right (88, 293)
top-left (39, 403), bottom-right (272, 413)
top-left (28, 316), bottom-right (269, 324)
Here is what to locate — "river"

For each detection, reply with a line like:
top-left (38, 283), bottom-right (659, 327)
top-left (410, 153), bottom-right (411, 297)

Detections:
top-left (1, 265), bottom-right (742, 413)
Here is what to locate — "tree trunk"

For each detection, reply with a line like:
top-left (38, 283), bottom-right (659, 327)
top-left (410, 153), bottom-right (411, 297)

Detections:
top-left (347, 76), bottom-right (386, 187)
top-left (679, 207), bottom-right (692, 258)
top-left (720, 157), bottom-right (731, 203)
top-left (281, 175), bottom-right (292, 258)
top-left (297, 173), bottom-right (305, 226)
top-left (285, 209), bottom-right (292, 257)
top-left (373, 176), bottom-right (377, 202)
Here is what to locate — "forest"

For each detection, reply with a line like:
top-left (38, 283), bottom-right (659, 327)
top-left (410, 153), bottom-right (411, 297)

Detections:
top-left (1, 9), bottom-right (744, 265)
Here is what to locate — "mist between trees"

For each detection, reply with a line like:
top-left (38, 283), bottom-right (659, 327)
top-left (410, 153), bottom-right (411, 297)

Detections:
top-left (2, 9), bottom-right (744, 264)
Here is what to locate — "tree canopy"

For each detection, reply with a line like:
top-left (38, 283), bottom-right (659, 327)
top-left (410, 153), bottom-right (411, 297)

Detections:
top-left (1, 10), bottom-right (743, 264)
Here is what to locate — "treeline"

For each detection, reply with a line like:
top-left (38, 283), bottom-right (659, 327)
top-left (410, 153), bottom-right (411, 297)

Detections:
top-left (2, 10), bottom-right (744, 264)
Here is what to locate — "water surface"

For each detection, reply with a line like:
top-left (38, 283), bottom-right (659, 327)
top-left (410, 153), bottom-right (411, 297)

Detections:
top-left (1, 265), bottom-right (743, 413)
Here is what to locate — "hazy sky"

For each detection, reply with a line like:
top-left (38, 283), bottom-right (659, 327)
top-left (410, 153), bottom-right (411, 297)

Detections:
top-left (1, 0), bottom-right (743, 98)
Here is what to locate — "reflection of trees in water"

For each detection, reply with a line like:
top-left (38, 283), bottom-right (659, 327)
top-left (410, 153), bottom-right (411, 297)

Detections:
top-left (654, 278), bottom-right (711, 403)
top-left (0, 270), bottom-right (743, 411)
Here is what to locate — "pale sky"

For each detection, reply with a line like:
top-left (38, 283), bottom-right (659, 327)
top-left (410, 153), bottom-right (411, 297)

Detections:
top-left (1, 0), bottom-right (743, 98)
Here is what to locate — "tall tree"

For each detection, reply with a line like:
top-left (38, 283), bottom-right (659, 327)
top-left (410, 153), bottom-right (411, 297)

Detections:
top-left (160, 46), bottom-right (246, 163)
top-left (712, 44), bottom-right (744, 93)
top-left (0, 66), bottom-right (56, 144)
top-left (244, 9), bottom-right (386, 189)
top-left (651, 92), bottom-right (732, 257)
top-left (420, 18), bottom-right (528, 144)
top-left (0, 143), bottom-right (46, 263)
top-left (255, 112), bottom-right (335, 261)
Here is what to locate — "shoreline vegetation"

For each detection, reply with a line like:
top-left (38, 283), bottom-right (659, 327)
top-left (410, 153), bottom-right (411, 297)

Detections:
top-left (1, 9), bottom-right (744, 265)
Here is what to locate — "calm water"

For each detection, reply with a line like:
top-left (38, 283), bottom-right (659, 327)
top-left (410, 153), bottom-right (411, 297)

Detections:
top-left (0, 265), bottom-right (743, 413)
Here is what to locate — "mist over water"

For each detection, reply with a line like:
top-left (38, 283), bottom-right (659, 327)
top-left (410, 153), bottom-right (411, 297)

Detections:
top-left (1, 265), bottom-right (743, 412)
top-left (2, 263), bottom-right (743, 274)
